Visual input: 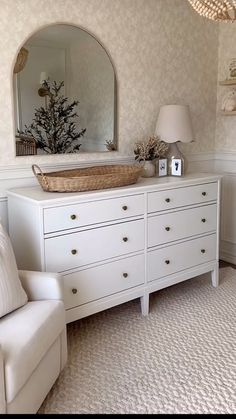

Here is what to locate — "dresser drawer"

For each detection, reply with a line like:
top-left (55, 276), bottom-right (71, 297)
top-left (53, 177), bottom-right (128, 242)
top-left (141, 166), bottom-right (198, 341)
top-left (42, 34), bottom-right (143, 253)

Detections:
top-left (148, 182), bottom-right (218, 213)
top-left (45, 219), bottom-right (145, 272)
top-left (43, 194), bottom-right (144, 233)
top-left (63, 253), bottom-right (145, 309)
top-left (147, 234), bottom-right (216, 282)
top-left (148, 204), bottom-right (217, 247)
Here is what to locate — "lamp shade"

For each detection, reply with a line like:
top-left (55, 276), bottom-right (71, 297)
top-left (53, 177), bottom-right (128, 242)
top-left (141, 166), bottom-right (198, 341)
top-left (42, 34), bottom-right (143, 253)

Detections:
top-left (155, 104), bottom-right (195, 144)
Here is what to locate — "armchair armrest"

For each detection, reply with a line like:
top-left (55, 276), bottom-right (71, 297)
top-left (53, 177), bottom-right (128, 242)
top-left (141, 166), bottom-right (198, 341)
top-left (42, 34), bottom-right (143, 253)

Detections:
top-left (0, 346), bottom-right (6, 413)
top-left (18, 270), bottom-right (64, 302)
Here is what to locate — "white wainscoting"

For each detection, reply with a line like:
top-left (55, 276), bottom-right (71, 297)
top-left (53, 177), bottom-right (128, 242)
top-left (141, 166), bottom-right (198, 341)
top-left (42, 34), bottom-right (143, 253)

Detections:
top-left (214, 152), bottom-right (236, 265)
top-left (1, 151), bottom-right (235, 266)
top-left (0, 198), bottom-right (9, 231)
top-left (181, 151), bottom-right (236, 265)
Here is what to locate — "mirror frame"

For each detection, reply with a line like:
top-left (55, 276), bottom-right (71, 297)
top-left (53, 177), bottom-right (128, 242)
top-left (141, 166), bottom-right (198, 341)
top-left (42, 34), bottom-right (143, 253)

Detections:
top-left (12, 22), bottom-right (118, 157)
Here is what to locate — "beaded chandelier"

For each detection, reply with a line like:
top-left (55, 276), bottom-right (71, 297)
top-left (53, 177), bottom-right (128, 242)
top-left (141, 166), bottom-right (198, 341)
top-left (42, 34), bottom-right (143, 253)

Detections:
top-left (188, 0), bottom-right (236, 21)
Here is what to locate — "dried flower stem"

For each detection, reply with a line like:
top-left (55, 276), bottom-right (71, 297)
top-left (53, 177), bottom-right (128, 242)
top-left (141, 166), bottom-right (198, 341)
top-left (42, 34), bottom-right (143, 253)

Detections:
top-left (134, 136), bottom-right (169, 161)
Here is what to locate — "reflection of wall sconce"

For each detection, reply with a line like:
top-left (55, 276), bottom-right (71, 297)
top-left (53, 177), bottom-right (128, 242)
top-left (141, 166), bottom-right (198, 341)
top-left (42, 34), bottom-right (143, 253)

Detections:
top-left (40, 72), bottom-right (48, 85)
top-left (38, 71), bottom-right (50, 97)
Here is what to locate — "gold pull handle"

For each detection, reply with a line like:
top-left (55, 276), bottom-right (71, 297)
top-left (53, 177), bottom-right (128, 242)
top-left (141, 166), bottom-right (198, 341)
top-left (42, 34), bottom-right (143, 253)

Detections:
top-left (72, 288), bottom-right (78, 294)
top-left (71, 249), bottom-right (77, 255)
top-left (123, 272), bottom-right (128, 278)
top-left (165, 198), bottom-right (170, 203)
top-left (122, 205), bottom-right (128, 211)
top-left (202, 192), bottom-right (207, 196)
top-left (165, 259), bottom-right (170, 265)
top-left (165, 226), bottom-right (170, 231)
top-left (201, 218), bottom-right (206, 223)
top-left (201, 249), bottom-right (206, 254)
top-left (123, 237), bottom-right (128, 242)
top-left (70, 214), bottom-right (77, 220)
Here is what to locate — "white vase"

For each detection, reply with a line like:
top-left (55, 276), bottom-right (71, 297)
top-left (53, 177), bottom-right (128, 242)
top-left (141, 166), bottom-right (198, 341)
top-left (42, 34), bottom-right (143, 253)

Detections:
top-left (141, 160), bottom-right (156, 178)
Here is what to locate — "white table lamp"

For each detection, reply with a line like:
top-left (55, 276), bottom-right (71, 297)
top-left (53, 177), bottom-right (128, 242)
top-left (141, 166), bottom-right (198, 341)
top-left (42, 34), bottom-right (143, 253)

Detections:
top-left (155, 104), bottom-right (195, 176)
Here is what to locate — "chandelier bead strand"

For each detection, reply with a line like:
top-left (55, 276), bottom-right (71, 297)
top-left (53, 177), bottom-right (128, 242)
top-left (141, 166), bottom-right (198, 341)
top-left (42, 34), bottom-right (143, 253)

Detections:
top-left (188, 0), bottom-right (236, 21)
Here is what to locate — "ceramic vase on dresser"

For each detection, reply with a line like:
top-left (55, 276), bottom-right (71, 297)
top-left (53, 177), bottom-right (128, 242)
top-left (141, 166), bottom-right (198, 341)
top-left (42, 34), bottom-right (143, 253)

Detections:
top-left (141, 160), bottom-right (156, 177)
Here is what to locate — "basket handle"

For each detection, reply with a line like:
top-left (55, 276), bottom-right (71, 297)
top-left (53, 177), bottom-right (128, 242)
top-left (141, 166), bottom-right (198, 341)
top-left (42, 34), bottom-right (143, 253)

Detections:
top-left (32, 164), bottom-right (49, 191)
top-left (32, 164), bottom-right (44, 177)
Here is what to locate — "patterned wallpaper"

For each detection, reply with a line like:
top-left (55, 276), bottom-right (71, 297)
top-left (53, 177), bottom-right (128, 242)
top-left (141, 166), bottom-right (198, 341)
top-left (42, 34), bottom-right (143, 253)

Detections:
top-left (0, 0), bottom-right (218, 167)
top-left (215, 24), bottom-right (236, 152)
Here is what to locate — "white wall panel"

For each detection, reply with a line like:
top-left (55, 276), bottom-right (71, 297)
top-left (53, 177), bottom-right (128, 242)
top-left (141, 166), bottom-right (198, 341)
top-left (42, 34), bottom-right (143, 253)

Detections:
top-left (0, 198), bottom-right (8, 231)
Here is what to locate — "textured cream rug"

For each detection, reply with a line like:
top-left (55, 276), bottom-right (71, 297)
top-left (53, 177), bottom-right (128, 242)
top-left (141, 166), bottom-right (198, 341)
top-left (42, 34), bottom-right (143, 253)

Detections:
top-left (39, 267), bottom-right (236, 414)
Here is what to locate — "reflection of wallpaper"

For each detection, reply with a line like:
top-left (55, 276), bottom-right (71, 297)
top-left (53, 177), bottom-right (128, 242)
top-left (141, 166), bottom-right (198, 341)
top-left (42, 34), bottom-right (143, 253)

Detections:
top-left (215, 24), bottom-right (236, 152)
top-left (17, 44), bottom-right (66, 130)
top-left (69, 35), bottom-right (114, 152)
top-left (0, 0), bottom-right (218, 166)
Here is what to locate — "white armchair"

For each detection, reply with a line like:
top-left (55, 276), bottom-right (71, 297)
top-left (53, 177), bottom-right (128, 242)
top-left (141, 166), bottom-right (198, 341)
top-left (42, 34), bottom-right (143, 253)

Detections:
top-left (0, 224), bottom-right (67, 414)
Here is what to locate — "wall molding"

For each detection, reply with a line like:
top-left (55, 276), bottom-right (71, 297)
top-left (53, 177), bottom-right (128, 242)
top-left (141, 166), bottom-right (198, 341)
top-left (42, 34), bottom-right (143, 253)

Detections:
top-left (0, 155), bottom-right (134, 180)
top-left (215, 151), bottom-right (236, 163)
top-left (220, 240), bottom-right (236, 266)
top-left (0, 151), bottom-right (216, 184)
top-left (186, 151), bottom-right (216, 162)
top-left (214, 152), bottom-right (236, 178)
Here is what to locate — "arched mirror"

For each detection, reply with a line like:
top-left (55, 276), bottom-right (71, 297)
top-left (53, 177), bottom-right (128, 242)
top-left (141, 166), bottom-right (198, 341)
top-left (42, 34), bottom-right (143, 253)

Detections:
top-left (13, 24), bottom-right (117, 156)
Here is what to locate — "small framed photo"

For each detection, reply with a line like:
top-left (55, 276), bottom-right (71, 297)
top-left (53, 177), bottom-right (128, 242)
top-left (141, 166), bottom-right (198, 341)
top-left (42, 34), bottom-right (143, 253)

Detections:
top-left (171, 158), bottom-right (183, 176)
top-left (157, 158), bottom-right (167, 177)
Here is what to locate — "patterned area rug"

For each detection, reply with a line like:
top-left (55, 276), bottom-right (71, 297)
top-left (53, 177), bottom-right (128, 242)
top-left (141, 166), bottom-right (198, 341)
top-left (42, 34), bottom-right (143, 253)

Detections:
top-left (39, 267), bottom-right (236, 414)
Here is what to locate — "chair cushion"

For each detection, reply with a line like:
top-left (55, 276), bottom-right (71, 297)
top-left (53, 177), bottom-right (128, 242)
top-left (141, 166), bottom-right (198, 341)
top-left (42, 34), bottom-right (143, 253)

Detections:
top-left (0, 299), bottom-right (65, 403)
top-left (0, 224), bottom-right (27, 318)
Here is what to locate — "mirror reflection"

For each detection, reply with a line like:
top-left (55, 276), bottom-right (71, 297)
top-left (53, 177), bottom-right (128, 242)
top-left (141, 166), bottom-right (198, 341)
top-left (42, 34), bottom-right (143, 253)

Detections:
top-left (13, 24), bottom-right (116, 155)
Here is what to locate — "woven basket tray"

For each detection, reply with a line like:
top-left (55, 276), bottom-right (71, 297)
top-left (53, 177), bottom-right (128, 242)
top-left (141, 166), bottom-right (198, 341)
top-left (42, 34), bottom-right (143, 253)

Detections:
top-left (32, 164), bottom-right (142, 193)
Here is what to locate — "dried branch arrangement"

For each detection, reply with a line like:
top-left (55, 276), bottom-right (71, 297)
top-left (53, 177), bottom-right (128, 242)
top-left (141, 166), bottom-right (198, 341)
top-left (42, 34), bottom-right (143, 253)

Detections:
top-left (18, 80), bottom-right (86, 154)
top-left (134, 136), bottom-right (169, 162)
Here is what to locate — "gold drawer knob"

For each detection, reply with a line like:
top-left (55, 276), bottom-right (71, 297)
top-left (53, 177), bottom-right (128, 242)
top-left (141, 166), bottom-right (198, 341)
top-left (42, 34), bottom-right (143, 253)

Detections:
top-left (70, 214), bottom-right (77, 220)
top-left (122, 205), bottom-right (128, 211)
top-left (165, 259), bottom-right (170, 265)
top-left (165, 198), bottom-right (171, 203)
top-left (202, 192), bottom-right (207, 196)
top-left (72, 288), bottom-right (78, 294)
top-left (123, 272), bottom-right (128, 278)
top-left (201, 218), bottom-right (206, 223)
top-left (165, 226), bottom-right (170, 231)
top-left (123, 237), bottom-right (128, 242)
top-left (201, 249), bottom-right (206, 254)
top-left (71, 249), bottom-right (77, 255)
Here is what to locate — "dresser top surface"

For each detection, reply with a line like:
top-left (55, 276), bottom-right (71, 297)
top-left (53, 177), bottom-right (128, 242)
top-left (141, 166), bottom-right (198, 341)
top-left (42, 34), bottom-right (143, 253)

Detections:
top-left (7, 172), bottom-right (222, 205)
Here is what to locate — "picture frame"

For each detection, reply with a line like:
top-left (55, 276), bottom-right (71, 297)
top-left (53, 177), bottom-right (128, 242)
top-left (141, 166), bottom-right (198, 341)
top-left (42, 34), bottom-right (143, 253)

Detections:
top-left (171, 158), bottom-right (183, 177)
top-left (157, 158), bottom-right (167, 177)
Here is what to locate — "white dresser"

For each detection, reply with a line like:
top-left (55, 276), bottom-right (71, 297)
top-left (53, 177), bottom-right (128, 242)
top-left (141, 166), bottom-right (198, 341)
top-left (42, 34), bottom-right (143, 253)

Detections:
top-left (7, 173), bottom-right (221, 324)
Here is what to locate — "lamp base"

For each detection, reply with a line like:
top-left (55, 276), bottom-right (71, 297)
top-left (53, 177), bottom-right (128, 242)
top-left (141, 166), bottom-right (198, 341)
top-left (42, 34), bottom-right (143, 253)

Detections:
top-left (166, 142), bottom-right (186, 176)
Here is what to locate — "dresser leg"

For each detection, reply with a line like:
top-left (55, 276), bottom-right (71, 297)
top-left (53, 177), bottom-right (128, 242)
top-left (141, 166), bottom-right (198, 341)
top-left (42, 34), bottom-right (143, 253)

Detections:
top-left (211, 267), bottom-right (219, 287)
top-left (140, 293), bottom-right (149, 316)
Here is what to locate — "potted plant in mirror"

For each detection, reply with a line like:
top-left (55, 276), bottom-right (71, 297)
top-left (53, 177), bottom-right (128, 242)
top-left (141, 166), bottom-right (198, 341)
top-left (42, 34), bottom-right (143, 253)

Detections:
top-left (18, 80), bottom-right (86, 154)
top-left (134, 136), bottom-right (169, 177)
